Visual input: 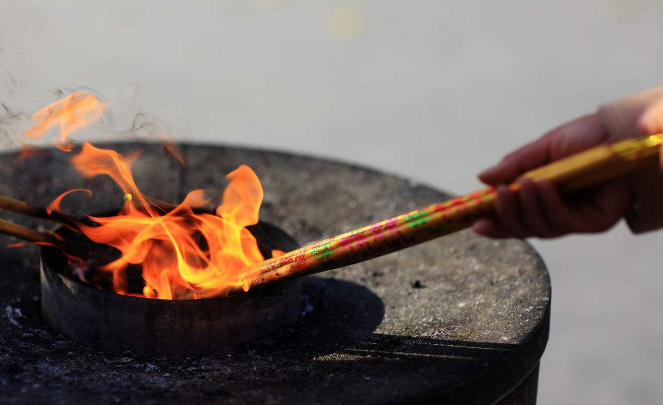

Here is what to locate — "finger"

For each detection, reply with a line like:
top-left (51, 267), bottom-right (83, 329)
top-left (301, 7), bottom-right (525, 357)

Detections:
top-left (638, 97), bottom-right (663, 134)
top-left (571, 180), bottom-right (628, 232)
top-left (473, 218), bottom-right (513, 239)
top-left (494, 185), bottom-right (529, 238)
top-left (479, 114), bottom-right (605, 185)
top-left (479, 137), bottom-right (553, 185)
top-left (537, 180), bottom-right (587, 234)
top-left (519, 179), bottom-right (558, 238)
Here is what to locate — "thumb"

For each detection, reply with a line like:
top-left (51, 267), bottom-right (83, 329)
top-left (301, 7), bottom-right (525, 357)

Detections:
top-left (478, 114), bottom-right (603, 185)
top-left (638, 96), bottom-right (663, 134)
top-left (636, 95), bottom-right (663, 171)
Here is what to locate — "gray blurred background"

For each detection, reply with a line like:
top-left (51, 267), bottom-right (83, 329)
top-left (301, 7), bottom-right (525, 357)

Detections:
top-left (1, 1), bottom-right (662, 403)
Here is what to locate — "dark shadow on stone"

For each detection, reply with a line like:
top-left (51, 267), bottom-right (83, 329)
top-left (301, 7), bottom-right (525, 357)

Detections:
top-left (245, 275), bottom-right (517, 362)
top-left (238, 276), bottom-right (386, 356)
top-left (235, 276), bottom-right (532, 404)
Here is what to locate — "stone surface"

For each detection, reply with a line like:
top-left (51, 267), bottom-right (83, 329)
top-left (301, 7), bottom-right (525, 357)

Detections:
top-left (0, 144), bottom-right (550, 404)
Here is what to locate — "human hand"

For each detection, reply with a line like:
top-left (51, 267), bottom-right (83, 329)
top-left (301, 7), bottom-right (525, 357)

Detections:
top-left (473, 114), bottom-right (630, 239)
top-left (474, 87), bottom-right (663, 239)
top-left (638, 97), bottom-right (663, 170)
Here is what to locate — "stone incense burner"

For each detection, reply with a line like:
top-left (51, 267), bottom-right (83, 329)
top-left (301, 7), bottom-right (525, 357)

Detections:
top-left (0, 143), bottom-right (549, 405)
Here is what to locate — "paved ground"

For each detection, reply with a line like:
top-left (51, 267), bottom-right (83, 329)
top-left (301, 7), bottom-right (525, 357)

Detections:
top-left (1, 1), bottom-right (662, 403)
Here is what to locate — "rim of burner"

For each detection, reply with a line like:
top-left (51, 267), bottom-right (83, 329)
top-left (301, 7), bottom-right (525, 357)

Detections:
top-left (40, 219), bottom-right (304, 355)
top-left (41, 263), bottom-right (258, 303)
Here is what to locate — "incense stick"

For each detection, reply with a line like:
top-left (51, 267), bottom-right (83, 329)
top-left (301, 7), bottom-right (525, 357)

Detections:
top-left (231, 134), bottom-right (663, 294)
top-left (0, 218), bottom-right (53, 245)
top-left (0, 194), bottom-right (80, 229)
top-left (0, 217), bottom-right (88, 257)
top-left (0, 194), bottom-right (89, 256)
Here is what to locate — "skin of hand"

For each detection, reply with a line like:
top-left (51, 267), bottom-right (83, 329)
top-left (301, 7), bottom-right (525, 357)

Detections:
top-left (638, 97), bottom-right (663, 170)
top-left (472, 114), bottom-right (631, 239)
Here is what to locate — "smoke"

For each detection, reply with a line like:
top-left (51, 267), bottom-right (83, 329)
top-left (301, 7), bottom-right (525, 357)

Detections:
top-left (0, 100), bottom-right (31, 151)
top-left (0, 84), bottom-right (187, 167)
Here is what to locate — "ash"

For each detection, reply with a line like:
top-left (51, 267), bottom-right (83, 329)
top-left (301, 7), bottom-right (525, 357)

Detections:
top-left (0, 144), bottom-right (550, 404)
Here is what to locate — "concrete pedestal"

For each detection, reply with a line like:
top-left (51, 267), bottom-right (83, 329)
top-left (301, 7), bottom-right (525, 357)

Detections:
top-left (0, 143), bottom-right (550, 404)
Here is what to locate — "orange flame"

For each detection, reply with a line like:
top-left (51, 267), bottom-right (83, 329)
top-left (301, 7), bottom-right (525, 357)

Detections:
top-left (75, 149), bottom-right (266, 299)
top-left (163, 143), bottom-right (186, 167)
top-left (47, 189), bottom-right (93, 214)
top-left (23, 93), bottom-right (106, 152)
top-left (26, 92), bottom-right (268, 299)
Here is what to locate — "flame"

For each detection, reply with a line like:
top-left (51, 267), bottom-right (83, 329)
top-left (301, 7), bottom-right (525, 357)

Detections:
top-left (23, 93), bottom-right (106, 151)
top-left (14, 137), bottom-right (47, 161)
top-left (47, 189), bottom-right (93, 214)
top-left (163, 144), bottom-right (186, 167)
top-left (26, 92), bottom-right (269, 299)
top-left (75, 159), bottom-right (266, 299)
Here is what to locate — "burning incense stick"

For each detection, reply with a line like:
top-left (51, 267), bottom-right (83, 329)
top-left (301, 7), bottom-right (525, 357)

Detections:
top-left (0, 194), bottom-right (80, 229)
top-left (230, 134), bottom-right (663, 294)
top-left (0, 217), bottom-right (87, 257)
top-left (0, 218), bottom-right (52, 245)
top-left (0, 194), bottom-right (88, 256)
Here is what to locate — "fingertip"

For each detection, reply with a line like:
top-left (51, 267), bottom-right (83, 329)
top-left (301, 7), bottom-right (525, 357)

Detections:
top-left (472, 219), bottom-right (509, 239)
top-left (639, 98), bottom-right (663, 134)
top-left (638, 112), bottom-right (657, 134)
top-left (478, 166), bottom-right (501, 184)
top-left (472, 218), bottom-right (492, 235)
top-left (479, 159), bottom-right (519, 184)
top-left (637, 113), bottom-right (650, 133)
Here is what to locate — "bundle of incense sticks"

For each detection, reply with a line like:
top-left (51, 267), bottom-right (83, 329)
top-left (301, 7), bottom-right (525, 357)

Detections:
top-left (0, 195), bottom-right (88, 257)
top-left (231, 133), bottom-right (663, 295)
